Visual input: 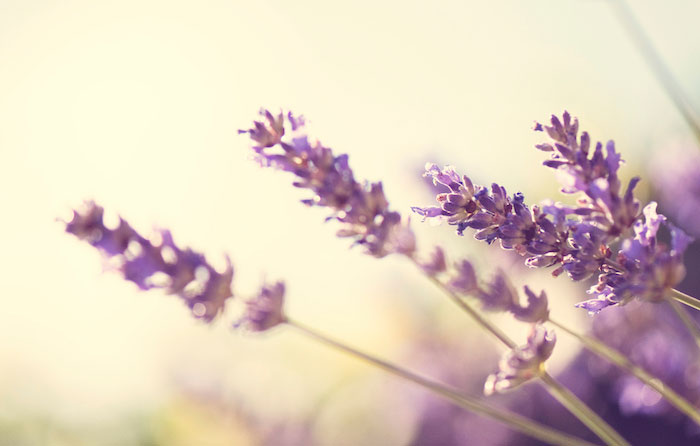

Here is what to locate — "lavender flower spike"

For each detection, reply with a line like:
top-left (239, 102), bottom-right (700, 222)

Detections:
top-left (240, 109), bottom-right (415, 258)
top-left (64, 201), bottom-right (234, 322)
top-left (484, 324), bottom-right (556, 395)
top-left (235, 281), bottom-right (286, 332)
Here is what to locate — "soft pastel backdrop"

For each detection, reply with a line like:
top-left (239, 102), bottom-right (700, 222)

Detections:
top-left (1, 1), bottom-right (699, 444)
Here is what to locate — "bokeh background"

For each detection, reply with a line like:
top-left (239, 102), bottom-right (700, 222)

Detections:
top-left (1, 0), bottom-right (700, 444)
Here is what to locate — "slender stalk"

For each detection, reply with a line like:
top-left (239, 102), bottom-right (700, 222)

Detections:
top-left (285, 318), bottom-right (598, 446)
top-left (540, 372), bottom-right (629, 446)
top-left (549, 317), bottom-right (700, 425)
top-left (406, 257), bottom-right (627, 445)
top-left (668, 298), bottom-right (700, 350)
top-left (424, 274), bottom-right (516, 348)
top-left (671, 288), bottom-right (700, 311)
top-left (610, 0), bottom-right (700, 145)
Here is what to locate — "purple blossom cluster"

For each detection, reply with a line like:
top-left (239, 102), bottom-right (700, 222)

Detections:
top-left (413, 112), bottom-right (693, 313)
top-left (484, 324), bottom-right (556, 395)
top-left (64, 201), bottom-right (234, 322)
top-left (239, 110), bottom-right (415, 258)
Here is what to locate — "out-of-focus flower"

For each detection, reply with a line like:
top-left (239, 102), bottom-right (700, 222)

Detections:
top-left (649, 143), bottom-right (700, 237)
top-left (474, 270), bottom-right (519, 312)
top-left (589, 301), bottom-right (700, 418)
top-left (240, 109), bottom-right (414, 258)
top-left (512, 287), bottom-right (550, 323)
top-left (419, 246), bottom-right (447, 277)
top-left (484, 325), bottom-right (556, 395)
top-left (475, 272), bottom-right (550, 323)
top-left (64, 201), bottom-right (234, 322)
top-left (234, 281), bottom-right (286, 332)
top-left (448, 259), bottom-right (479, 294)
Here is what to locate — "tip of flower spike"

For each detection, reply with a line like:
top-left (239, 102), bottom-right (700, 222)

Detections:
top-left (235, 281), bottom-right (286, 332)
top-left (533, 122), bottom-right (544, 132)
top-left (240, 109), bottom-right (286, 148)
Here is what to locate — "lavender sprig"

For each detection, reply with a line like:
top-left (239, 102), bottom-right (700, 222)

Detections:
top-left (239, 110), bottom-right (415, 258)
top-left (64, 201), bottom-right (234, 322)
top-left (413, 112), bottom-right (694, 314)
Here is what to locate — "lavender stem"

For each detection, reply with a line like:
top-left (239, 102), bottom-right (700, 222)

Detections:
top-left (284, 318), bottom-right (598, 446)
top-left (610, 0), bottom-right (700, 145)
top-left (539, 372), bottom-right (630, 446)
top-left (671, 288), bottom-right (700, 311)
top-left (409, 256), bottom-right (516, 348)
top-left (667, 298), bottom-right (700, 349)
top-left (549, 317), bottom-right (700, 425)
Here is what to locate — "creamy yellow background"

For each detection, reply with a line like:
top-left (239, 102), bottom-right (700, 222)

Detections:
top-left (1, 0), bottom-right (698, 443)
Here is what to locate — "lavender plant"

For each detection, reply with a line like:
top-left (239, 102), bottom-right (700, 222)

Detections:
top-left (65, 104), bottom-right (700, 445)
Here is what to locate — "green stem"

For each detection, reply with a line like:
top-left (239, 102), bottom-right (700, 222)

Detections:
top-left (424, 274), bottom-right (516, 348)
top-left (610, 0), bottom-right (700, 145)
top-left (668, 298), bottom-right (700, 350)
top-left (540, 372), bottom-right (630, 446)
top-left (549, 317), bottom-right (700, 425)
top-left (407, 257), bottom-right (627, 445)
top-left (670, 288), bottom-right (700, 311)
top-left (285, 318), bottom-right (598, 446)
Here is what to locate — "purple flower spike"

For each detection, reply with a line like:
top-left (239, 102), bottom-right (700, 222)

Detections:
top-left (241, 110), bottom-right (415, 259)
top-left (235, 281), bottom-right (286, 332)
top-left (65, 201), bottom-right (234, 322)
top-left (484, 324), bottom-right (556, 395)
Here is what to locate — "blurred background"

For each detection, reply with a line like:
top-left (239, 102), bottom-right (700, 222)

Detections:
top-left (1, 0), bottom-right (700, 444)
